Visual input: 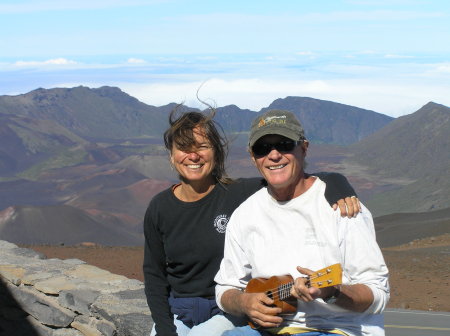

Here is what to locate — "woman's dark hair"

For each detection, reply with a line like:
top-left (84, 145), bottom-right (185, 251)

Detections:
top-left (164, 106), bottom-right (232, 185)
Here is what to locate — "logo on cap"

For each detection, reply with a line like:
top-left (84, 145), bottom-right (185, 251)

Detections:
top-left (258, 115), bottom-right (287, 128)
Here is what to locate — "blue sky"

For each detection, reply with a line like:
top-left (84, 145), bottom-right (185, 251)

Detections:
top-left (1, 0), bottom-right (449, 117)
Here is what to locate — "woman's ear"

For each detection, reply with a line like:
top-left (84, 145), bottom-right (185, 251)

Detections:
top-left (302, 140), bottom-right (309, 157)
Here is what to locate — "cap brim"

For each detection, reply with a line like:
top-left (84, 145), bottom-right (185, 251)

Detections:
top-left (249, 127), bottom-right (301, 147)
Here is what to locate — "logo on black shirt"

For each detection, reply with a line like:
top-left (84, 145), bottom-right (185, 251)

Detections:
top-left (214, 214), bottom-right (228, 233)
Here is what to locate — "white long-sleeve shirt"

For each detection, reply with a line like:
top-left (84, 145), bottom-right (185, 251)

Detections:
top-left (215, 178), bottom-right (390, 336)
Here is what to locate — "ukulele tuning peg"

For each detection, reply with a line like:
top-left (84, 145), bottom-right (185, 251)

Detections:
top-left (317, 281), bottom-right (323, 286)
top-left (327, 280), bottom-right (333, 284)
top-left (326, 268), bottom-right (331, 273)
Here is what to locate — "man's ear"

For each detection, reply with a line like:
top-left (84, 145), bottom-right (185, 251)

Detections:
top-left (248, 148), bottom-right (257, 166)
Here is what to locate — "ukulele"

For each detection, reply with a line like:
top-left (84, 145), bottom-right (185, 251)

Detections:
top-left (244, 263), bottom-right (343, 328)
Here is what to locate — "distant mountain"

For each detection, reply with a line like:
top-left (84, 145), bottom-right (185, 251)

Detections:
top-left (0, 86), bottom-right (168, 140)
top-left (0, 172), bottom-right (172, 245)
top-left (349, 102), bottom-right (449, 179)
top-left (262, 96), bottom-right (394, 145)
top-left (345, 102), bottom-right (450, 215)
top-left (214, 105), bottom-right (256, 132)
top-left (0, 205), bottom-right (142, 245)
top-left (0, 87), bottom-right (392, 145)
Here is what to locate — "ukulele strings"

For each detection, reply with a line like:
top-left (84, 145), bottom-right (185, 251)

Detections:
top-left (262, 273), bottom-right (329, 297)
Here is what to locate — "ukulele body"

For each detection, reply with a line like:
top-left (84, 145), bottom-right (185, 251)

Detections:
top-left (243, 264), bottom-right (342, 329)
top-left (245, 275), bottom-right (297, 314)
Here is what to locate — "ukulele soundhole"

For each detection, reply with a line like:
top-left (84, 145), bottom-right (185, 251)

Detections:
top-left (264, 290), bottom-right (278, 308)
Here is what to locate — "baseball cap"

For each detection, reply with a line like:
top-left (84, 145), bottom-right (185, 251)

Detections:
top-left (248, 110), bottom-right (306, 147)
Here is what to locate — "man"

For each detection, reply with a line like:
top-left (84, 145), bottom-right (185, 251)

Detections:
top-left (215, 110), bottom-right (390, 336)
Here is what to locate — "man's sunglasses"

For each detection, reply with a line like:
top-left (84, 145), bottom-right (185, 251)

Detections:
top-left (251, 140), bottom-right (301, 156)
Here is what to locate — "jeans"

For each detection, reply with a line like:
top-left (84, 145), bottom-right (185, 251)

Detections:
top-left (223, 326), bottom-right (339, 336)
top-left (150, 314), bottom-right (247, 336)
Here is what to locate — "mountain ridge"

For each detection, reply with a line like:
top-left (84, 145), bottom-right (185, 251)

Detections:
top-left (0, 86), bottom-right (393, 145)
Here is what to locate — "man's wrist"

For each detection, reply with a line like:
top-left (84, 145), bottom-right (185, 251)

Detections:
top-left (324, 285), bottom-right (341, 304)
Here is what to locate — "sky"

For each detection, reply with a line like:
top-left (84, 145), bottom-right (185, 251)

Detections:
top-left (0, 0), bottom-right (449, 118)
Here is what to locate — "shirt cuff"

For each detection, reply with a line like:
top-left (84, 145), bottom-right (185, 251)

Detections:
top-left (365, 284), bottom-right (390, 314)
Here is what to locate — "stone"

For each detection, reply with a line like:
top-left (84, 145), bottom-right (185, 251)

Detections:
top-left (11, 247), bottom-right (46, 259)
top-left (0, 240), bottom-right (18, 249)
top-left (6, 282), bottom-right (76, 327)
top-left (58, 289), bottom-right (101, 315)
top-left (34, 276), bottom-right (77, 294)
top-left (27, 315), bottom-right (55, 336)
top-left (0, 240), bottom-right (151, 336)
top-left (91, 292), bottom-right (149, 317)
top-left (65, 264), bottom-right (128, 283)
top-left (108, 313), bottom-right (153, 336)
top-left (72, 315), bottom-right (116, 336)
top-left (91, 292), bottom-right (152, 336)
top-left (52, 328), bottom-right (85, 336)
top-left (22, 272), bottom-right (58, 285)
top-left (0, 265), bottom-right (25, 285)
top-left (61, 258), bottom-right (86, 265)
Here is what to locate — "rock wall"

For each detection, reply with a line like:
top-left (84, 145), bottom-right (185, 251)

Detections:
top-left (0, 240), bottom-right (153, 336)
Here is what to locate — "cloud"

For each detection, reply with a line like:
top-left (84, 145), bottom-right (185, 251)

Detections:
top-left (127, 58), bottom-right (147, 64)
top-left (301, 10), bottom-right (445, 22)
top-left (295, 51), bottom-right (317, 59)
top-left (433, 63), bottom-right (450, 73)
top-left (384, 54), bottom-right (415, 59)
top-left (423, 63), bottom-right (450, 76)
top-left (14, 58), bottom-right (78, 67)
top-left (296, 51), bottom-right (315, 56)
top-left (6, 57), bottom-right (151, 70)
top-left (0, 0), bottom-right (165, 13)
top-left (177, 9), bottom-right (445, 27)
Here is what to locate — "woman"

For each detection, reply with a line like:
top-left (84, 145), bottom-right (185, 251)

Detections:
top-left (143, 109), bottom-right (359, 336)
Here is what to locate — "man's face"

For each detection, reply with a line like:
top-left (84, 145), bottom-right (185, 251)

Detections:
top-left (251, 134), bottom-right (307, 192)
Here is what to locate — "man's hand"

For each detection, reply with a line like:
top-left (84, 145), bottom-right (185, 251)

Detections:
top-left (292, 266), bottom-right (374, 312)
top-left (241, 292), bottom-right (283, 328)
top-left (221, 289), bottom-right (283, 328)
top-left (290, 266), bottom-right (336, 302)
top-left (333, 196), bottom-right (361, 218)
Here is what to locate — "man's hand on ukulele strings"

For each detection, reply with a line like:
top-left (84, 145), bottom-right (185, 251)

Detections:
top-left (292, 266), bottom-right (336, 302)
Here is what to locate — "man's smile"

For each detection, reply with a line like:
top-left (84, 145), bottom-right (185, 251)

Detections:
top-left (268, 164), bottom-right (287, 170)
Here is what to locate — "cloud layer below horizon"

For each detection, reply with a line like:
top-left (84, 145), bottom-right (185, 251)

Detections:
top-left (1, 52), bottom-right (449, 117)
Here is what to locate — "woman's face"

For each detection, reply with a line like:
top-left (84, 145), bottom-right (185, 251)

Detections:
top-left (170, 127), bottom-right (216, 184)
